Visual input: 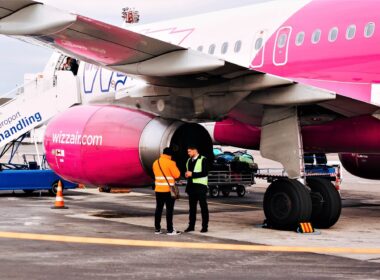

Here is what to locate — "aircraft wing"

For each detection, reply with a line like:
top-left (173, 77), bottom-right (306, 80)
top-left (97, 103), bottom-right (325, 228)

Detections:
top-left (0, 1), bottom-right (377, 120)
top-left (0, 1), bottom-right (269, 88)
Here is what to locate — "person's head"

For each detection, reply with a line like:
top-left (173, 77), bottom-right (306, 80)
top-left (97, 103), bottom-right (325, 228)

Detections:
top-left (187, 145), bottom-right (199, 158)
top-left (163, 147), bottom-right (173, 156)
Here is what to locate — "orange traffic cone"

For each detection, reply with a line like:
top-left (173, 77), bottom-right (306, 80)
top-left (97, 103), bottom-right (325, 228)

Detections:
top-left (51, 180), bottom-right (68, 209)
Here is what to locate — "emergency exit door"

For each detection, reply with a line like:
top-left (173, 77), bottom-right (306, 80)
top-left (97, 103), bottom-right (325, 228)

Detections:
top-left (273, 26), bottom-right (292, 66)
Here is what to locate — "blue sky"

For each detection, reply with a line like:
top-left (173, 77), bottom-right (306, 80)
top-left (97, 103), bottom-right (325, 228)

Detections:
top-left (0, 0), bottom-right (265, 94)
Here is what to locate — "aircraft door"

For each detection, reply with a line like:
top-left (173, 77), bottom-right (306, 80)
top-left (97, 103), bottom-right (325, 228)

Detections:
top-left (251, 30), bottom-right (267, 69)
top-left (273, 26), bottom-right (292, 66)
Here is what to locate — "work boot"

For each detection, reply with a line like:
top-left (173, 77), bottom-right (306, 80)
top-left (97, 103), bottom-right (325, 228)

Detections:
top-left (184, 227), bottom-right (195, 233)
top-left (200, 228), bottom-right (208, 233)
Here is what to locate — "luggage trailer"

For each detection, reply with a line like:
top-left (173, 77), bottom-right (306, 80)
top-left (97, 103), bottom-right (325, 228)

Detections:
top-left (201, 165), bottom-right (341, 198)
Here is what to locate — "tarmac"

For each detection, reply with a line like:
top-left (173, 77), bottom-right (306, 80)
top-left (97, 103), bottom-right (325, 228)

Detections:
top-left (0, 151), bottom-right (380, 279)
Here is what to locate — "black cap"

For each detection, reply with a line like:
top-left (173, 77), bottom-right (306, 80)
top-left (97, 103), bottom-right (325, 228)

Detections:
top-left (163, 147), bottom-right (173, 156)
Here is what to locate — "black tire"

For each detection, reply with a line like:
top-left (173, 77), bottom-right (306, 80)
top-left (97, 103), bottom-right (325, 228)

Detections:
top-left (263, 179), bottom-right (312, 230)
top-left (222, 191), bottom-right (230, 197)
top-left (23, 189), bottom-right (35, 195)
top-left (236, 185), bottom-right (246, 197)
top-left (99, 186), bottom-right (111, 193)
top-left (209, 186), bottom-right (219, 198)
top-left (307, 177), bottom-right (341, 229)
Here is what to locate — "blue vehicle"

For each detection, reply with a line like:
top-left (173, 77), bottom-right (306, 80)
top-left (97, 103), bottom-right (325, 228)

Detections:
top-left (0, 168), bottom-right (78, 195)
top-left (0, 135), bottom-right (78, 195)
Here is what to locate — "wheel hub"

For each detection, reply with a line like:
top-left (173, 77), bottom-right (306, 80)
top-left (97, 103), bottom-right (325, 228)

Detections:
top-left (271, 192), bottom-right (292, 220)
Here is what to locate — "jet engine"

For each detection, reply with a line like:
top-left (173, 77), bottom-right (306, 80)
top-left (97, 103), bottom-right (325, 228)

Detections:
top-left (44, 105), bottom-right (213, 187)
top-left (339, 153), bottom-right (380, 180)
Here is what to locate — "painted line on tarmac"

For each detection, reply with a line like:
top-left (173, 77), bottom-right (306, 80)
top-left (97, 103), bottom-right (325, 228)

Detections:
top-left (0, 231), bottom-right (380, 254)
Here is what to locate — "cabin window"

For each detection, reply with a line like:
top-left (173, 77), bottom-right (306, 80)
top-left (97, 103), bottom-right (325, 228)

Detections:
top-left (221, 42), bottom-right (229, 54)
top-left (295, 32), bottom-right (305, 46)
top-left (311, 29), bottom-right (322, 44)
top-left (364, 22), bottom-right (375, 38)
top-left (278, 34), bottom-right (288, 48)
top-left (346, 25), bottom-right (356, 40)
top-left (197, 46), bottom-right (204, 52)
top-left (255, 38), bottom-right (263, 50)
top-left (234, 40), bottom-right (242, 53)
top-left (328, 27), bottom-right (339, 42)
top-left (208, 44), bottom-right (216, 54)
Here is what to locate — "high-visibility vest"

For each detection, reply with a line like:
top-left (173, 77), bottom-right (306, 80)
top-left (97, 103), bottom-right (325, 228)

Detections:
top-left (186, 156), bottom-right (208, 186)
top-left (153, 155), bottom-right (180, 192)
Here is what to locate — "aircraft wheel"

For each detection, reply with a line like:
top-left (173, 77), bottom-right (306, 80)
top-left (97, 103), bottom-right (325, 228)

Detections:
top-left (307, 178), bottom-right (341, 228)
top-left (264, 179), bottom-right (312, 230)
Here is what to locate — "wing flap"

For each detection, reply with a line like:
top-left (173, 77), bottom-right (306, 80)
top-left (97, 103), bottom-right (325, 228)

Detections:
top-left (0, 0), bottom-right (38, 19)
top-left (0, 3), bottom-right (76, 35)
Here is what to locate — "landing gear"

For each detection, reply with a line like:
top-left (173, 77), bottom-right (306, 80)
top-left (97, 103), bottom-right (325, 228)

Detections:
top-left (263, 178), bottom-right (312, 230)
top-left (307, 178), bottom-right (341, 228)
top-left (263, 177), bottom-right (342, 230)
top-left (259, 106), bottom-right (342, 230)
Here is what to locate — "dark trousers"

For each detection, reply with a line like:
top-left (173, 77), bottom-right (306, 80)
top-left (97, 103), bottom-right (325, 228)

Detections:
top-left (188, 192), bottom-right (209, 229)
top-left (155, 192), bottom-right (175, 232)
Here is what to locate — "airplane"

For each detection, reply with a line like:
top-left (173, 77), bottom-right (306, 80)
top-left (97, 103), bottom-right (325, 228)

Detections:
top-left (1, 0), bottom-right (380, 231)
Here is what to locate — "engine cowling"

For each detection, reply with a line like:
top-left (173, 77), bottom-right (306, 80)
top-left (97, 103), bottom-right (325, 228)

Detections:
top-left (44, 105), bottom-right (213, 187)
top-left (339, 153), bottom-right (380, 180)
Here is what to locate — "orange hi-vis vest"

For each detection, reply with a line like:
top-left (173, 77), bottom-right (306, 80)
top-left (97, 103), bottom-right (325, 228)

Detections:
top-left (152, 154), bottom-right (181, 192)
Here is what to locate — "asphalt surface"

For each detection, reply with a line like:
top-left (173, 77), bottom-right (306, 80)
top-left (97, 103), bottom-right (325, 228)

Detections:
top-left (1, 147), bottom-right (380, 279)
top-left (0, 187), bottom-right (379, 280)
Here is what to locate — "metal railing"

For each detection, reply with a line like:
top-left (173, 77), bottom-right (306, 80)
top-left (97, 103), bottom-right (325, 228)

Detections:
top-left (208, 171), bottom-right (255, 185)
top-left (22, 153), bottom-right (48, 170)
top-left (0, 83), bottom-right (26, 100)
top-left (256, 168), bottom-right (287, 177)
top-left (0, 75), bottom-right (56, 109)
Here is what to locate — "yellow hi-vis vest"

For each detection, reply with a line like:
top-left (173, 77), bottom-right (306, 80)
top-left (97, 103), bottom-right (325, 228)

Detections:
top-left (186, 156), bottom-right (208, 186)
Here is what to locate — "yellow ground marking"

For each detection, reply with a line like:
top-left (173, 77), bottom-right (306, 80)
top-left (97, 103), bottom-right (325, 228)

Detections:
top-left (0, 231), bottom-right (380, 254)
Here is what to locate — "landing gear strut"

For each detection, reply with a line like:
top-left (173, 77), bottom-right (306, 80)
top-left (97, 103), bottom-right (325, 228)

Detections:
top-left (260, 106), bottom-right (341, 230)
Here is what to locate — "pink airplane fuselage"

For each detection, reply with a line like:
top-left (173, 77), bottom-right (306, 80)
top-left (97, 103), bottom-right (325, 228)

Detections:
top-left (250, 0), bottom-right (380, 103)
top-left (41, 0), bottom-right (380, 186)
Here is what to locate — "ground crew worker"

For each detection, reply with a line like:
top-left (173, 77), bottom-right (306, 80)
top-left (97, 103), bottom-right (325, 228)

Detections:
top-left (184, 145), bottom-right (209, 233)
top-left (152, 147), bottom-right (181, 235)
